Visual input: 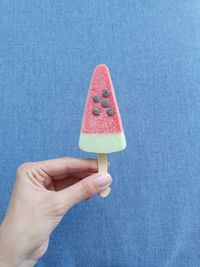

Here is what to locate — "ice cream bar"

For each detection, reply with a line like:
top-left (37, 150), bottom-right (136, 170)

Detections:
top-left (79, 64), bottom-right (126, 198)
top-left (79, 64), bottom-right (126, 153)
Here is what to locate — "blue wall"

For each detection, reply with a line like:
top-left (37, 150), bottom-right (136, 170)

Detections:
top-left (1, 1), bottom-right (200, 266)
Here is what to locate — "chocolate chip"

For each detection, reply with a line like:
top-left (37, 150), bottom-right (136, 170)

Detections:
top-left (102, 89), bottom-right (110, 97)
top-left (101, 99), bottom-right (110, 108)
top-left (92, 107), bottom-right (101, 116)
top-left (106, 108), bottom-right (114, 116)
top-left (93, 95), bottom-right (100, 103)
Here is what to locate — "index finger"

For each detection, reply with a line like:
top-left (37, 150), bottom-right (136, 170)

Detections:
top-left (36, 157), bottom-right (98, 177)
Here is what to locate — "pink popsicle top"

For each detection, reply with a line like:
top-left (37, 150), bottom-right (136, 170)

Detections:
top-left (81, 64), bottom-right (124, 134)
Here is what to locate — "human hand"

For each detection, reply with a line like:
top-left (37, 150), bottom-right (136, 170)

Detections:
top-left (0, 157), bottom-right (112, 267)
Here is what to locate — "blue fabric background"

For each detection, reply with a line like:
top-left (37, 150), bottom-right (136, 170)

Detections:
top-left (1, 1), bottom-right (200, 266)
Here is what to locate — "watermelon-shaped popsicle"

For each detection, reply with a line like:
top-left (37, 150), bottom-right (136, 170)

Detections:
top-left (79, 64), bottom-right (126, 153)
top-left (79, 64), bottom-right (126, 197)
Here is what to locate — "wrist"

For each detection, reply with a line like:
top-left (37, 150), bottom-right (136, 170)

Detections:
top-left (0, 223), bottom-right (36, 267)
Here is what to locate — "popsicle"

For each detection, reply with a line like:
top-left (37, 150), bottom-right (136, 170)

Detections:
top-left (79, 64), bottom-right (126, 197)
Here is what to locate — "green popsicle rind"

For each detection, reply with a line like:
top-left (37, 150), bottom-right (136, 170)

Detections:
top-left (79, 133), bottom-right (126, 153)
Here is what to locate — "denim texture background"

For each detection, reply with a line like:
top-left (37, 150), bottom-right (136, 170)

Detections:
top-left (1, 1), bottom-right (200, 266)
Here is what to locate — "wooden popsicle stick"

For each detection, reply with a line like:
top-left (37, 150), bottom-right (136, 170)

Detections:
top-left (97, 153), bottom-right (111, 198)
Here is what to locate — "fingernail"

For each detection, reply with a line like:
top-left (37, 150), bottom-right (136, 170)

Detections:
top-left (95, 174), bottom-right (111, 187)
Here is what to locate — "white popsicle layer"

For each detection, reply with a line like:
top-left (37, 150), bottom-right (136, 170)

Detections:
top-left (79, 133), bottom-right (126, 153)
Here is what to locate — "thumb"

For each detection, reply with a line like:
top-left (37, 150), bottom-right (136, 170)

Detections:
top-left (56, 173), bottom-right (112, 211)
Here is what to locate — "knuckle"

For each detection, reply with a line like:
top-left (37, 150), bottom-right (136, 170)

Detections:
top-left (80, 179), bottom-right (92, 199)
top-left (16, 162), bottom-right (33, 177)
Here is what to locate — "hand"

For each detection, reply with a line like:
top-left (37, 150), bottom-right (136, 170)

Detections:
top-left (0, 157), bottom-right (112, 267)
